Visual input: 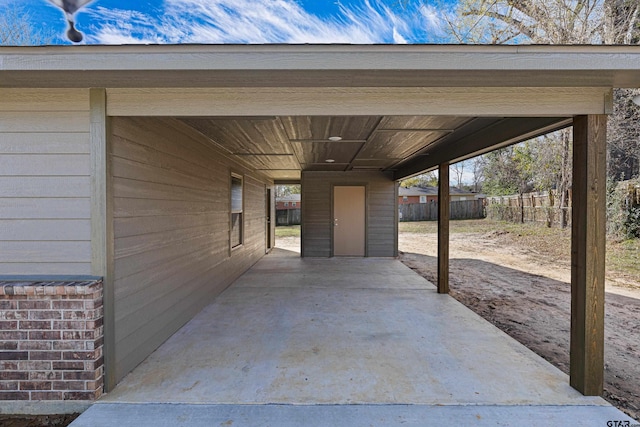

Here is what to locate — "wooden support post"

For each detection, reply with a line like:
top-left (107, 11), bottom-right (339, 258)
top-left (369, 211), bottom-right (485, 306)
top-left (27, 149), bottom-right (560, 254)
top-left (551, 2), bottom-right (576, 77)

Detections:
top-left (90, 89), bottom-right (115, 392)
top-left (570, 115), bottom-right (606, 396)
top-left (438, 163), bottom-right (450, 294)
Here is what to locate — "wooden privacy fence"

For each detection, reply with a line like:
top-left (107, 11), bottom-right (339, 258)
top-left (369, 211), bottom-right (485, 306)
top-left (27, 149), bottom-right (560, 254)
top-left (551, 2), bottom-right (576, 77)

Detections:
top-left (276, 208), bottom-right (301, 226)
top-left (399, 199), bottom-right (485, 222)
top-left (624, 182), bottom-right (640, 208)
top-left (486, 191), bottom-right (571, 227)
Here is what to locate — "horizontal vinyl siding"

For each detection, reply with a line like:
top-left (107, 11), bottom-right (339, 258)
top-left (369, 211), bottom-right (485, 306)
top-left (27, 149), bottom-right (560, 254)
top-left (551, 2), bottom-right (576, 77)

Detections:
top-left (111, 117), bottom-right (269, 383)
top-left (302, 171), bottom-right (397, 258)
top-left (0, 89), bottom-right (91, 275)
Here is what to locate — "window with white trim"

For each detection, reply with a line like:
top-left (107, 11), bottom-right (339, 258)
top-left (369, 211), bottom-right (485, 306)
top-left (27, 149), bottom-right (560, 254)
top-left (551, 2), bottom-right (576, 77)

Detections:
top-left (230, 174), bottom-right (243, 249)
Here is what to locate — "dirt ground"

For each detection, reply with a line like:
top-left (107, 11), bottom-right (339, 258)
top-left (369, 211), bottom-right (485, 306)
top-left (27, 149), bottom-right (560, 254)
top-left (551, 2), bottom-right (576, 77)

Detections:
top-left (396, 228), bottom-right (640, 420)
top-left (0, 414), bottom-right (79, 427)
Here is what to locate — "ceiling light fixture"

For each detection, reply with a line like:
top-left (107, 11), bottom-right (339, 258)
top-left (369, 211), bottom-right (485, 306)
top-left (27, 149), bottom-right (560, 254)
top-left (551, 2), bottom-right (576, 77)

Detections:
top-left (325, 159), bottom-right (335, 163)
top-left (328, 136), bottom-right (342, 141)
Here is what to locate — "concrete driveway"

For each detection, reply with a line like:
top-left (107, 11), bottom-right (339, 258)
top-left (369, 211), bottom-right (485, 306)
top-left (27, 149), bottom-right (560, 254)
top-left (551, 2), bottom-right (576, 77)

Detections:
top-left (71, 249), bottom-right (636, 426)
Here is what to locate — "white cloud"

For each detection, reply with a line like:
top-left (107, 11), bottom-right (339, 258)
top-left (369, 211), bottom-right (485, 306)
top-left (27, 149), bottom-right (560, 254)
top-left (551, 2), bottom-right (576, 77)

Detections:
top-left (393, 27), bottom-right (408, 44)
top-left (420, 4), bottom-right (449, 38)
top-left (85, 0), bottom-right (448, 45)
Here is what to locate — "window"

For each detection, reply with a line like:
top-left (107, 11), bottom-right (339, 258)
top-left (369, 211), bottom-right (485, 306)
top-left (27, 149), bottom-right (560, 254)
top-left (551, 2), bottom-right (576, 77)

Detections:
top-left (292, 202), bottom-right (296, 207)
top-left (284, 202), bottom-right (289, 207)
top-left (402, 196), bottom-right (408, 201)
top-left (230, 174), bottom-right (243, 249)
top-left (419, 195), bottom-right (427, 204)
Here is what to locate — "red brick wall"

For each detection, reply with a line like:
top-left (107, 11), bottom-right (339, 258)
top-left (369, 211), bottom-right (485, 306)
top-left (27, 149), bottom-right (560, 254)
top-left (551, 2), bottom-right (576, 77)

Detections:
top-left (0, 280), bottom-right (103, 401)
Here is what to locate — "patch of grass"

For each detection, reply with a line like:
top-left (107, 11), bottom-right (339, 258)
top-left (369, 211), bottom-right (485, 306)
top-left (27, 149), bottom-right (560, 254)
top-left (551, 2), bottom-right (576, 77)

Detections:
top-left (607, 239), bottom-right (640, 279)
top-left (398, 221), bottom-right (437, 234)
top-left (399, 219), bottom-right (504, 234)
top-left (275, 225), bottom-right (300, 238)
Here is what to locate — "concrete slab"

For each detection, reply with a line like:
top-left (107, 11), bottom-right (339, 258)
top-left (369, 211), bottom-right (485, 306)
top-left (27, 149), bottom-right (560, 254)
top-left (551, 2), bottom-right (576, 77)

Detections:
top-left (70, 248), bottom-right (636, 425)
top-left (71, 403), bottom-right (637, 427)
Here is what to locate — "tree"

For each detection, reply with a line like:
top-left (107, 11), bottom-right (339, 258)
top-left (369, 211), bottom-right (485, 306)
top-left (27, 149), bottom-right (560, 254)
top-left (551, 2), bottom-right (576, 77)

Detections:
top-left (436, 0), bottom-right (640, 228)
top-left (481, 145), bottom-right (533, 196)
top-left (450, 161), bottom-right (466, 189)
top-left (440, 0), bottom-right (639, 44)
top-left (275, 185), bottom-right (300, 198)
top-left (0, 4), bottom-right (56, 46)
top-left (470, 156), bottom-right (485, 192)
top-left (608, 88), bottom-right (640, 180)
top-left (603, 0), bottom-right (640, 44)
top-left (400, 172), bottom-right (438, 188)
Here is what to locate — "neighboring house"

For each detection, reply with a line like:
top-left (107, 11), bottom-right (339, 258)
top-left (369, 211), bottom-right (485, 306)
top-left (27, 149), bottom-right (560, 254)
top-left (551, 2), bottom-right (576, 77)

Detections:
top-left (398, 186), bottom-right (484, 204)
top-left (0, 44), bottom-right (636, 411)
top-left (276, 194), bottom-right (301, 225)
top-left (276, 194), bottom-right (301, 210)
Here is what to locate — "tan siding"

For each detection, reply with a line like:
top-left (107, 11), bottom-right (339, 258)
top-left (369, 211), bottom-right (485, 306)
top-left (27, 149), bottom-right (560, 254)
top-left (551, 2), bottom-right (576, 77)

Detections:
top-left (0, 241), bottom-right (91, 263)
top-left (367, 178), bottom-right (399, 257)
top-left (0, 198), bottom-right (90, 219)
top-left (0, 263), bottom-right (92, 275)
top-left (0, 89), bottom-right (90, 111)
top-left (0, 154), bottom-right (90, 175)
top-left (0, 89), bottom-right (91, 275)
top-left (111, 117), bottom-right (270, 383)
top-left (302, 171), bottom-right (397, 258)
top-left (0, 112), bottom-right (90, 132)
top-left (107, 87), bottom-right (609, 116)
top-left (0, 219), bottom-right (90, 240)
top-left (0, 133), bottom-right (89, 154)
top-left (0, 176), bottom-right (90, 197)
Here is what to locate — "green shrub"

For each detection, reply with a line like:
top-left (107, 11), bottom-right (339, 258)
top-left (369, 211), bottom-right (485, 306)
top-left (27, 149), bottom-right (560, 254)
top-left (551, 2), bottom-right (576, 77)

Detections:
top-left (607, 178), bottom-right (640, 240)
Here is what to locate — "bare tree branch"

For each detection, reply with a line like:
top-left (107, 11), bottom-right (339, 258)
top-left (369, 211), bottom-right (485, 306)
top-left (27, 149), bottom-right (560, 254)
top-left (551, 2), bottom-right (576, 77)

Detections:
top-left (0, 4), bottom-right (56, 46)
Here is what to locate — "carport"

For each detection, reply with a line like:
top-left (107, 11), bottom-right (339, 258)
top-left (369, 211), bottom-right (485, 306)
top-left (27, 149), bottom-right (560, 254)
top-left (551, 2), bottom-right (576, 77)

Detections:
top-left (2, 44), bottom-right (640, 418)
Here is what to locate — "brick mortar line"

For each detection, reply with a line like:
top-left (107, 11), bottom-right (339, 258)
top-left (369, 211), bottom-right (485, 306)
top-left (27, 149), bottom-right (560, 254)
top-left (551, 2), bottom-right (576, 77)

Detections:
top-left (0, 280), bottom-right (103, 297)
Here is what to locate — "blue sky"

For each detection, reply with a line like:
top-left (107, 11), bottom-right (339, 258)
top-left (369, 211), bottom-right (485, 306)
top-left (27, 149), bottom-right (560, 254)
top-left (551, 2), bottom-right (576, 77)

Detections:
top-left (1, 0), bottom-right (455, 45)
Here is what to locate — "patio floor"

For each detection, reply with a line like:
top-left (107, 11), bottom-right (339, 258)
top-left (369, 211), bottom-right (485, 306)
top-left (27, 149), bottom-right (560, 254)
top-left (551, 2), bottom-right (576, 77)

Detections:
top-left (71, 248), bottom-right (636, 426)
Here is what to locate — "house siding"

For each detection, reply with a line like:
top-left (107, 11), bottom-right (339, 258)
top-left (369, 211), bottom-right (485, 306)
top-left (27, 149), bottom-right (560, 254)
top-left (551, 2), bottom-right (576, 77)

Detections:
top-left (301, 171), bottom-right (397, 258)
top-left (111, 117), bottom-right (269, 382)
top-left (0, 89), bottom-right (91, 276)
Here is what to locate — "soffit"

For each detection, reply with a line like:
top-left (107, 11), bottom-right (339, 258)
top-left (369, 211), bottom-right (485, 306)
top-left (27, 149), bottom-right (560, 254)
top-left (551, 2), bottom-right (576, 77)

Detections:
top-left (178, 115), bottom-right (570, 182)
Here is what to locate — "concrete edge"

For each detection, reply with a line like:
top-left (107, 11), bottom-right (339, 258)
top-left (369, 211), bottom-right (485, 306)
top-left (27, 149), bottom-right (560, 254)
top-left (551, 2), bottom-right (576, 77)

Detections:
top-left (70, 403), bottom-right (639, 426)
top-left (0, 401), bottom-right (92, 415)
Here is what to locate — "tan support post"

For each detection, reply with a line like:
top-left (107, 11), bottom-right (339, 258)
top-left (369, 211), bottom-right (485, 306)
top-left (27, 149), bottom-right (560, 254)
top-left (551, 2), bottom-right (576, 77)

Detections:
top-left (438, 163), bottom-right (450, 294)
top-left (90, 89), bottom-right (115, 392)
top-left (570, 115), bottom-right (606, 395)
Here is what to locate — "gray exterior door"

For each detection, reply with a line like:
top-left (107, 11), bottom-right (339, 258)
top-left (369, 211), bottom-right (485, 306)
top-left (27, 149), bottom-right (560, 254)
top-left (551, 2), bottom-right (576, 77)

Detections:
top-left (333, 186), bottom-right (365, 256)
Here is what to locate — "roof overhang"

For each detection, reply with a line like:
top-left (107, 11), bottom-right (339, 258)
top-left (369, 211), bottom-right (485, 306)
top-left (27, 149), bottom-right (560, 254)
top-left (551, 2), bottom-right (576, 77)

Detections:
top-left (1, 44), bottom-right (640, 88)
top-left (2, 44), bottom-right (639, 181)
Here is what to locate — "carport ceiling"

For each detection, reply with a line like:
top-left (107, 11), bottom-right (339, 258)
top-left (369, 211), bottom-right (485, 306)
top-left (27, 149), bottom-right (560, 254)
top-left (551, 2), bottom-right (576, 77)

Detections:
top-left (179, 115), bottom-right (571, 182)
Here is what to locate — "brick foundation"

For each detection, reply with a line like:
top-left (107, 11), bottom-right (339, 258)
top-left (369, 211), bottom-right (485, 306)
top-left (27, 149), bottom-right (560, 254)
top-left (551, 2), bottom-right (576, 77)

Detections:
top-left (0, 280), bottom-right (103, 402)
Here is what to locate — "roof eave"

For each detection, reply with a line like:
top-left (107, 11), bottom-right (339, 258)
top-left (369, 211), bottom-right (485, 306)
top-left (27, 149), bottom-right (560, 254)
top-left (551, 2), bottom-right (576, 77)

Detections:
top-left (2, 44), bottom-right (640, 88)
